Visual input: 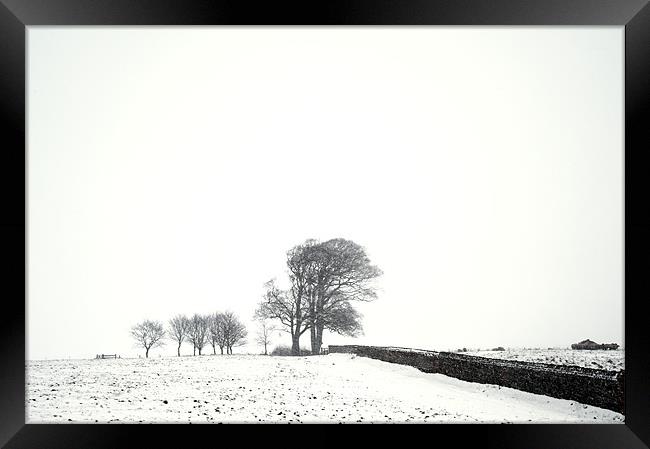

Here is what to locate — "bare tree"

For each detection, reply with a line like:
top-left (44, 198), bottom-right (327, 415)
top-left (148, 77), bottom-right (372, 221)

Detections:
top-left (215, 312), bottom-right (228, 354)
top-left (221, 311), bottom-right (247, 354)
top-left (168, 314), bottom-right (190, 356)
top-left (255, 278), bottom-right (309, 356)
top-left (187, 314), bottom-right (209, 356)
top-left (306, 238), bottom-right (381, 354)
top-left (131, 320), bottom-right (166, 358)
top-left (228, 320), bottom-right (247, 355)
top-left (269, 238), bottom-right (381, 355)
top-left (253, 313), bottom-right (275, 355)
top-left (208, 313), bottom-right (225, 355)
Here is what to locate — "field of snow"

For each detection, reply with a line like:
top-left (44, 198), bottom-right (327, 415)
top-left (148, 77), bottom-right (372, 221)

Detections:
top-left (464, 349), bottom-right (624, 371)
top-left (26, 353), bottom-right (623, 423)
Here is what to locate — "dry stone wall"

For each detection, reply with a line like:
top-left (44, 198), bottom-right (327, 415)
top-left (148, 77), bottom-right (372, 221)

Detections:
top-left (329, 345), bottom-right (624, 414)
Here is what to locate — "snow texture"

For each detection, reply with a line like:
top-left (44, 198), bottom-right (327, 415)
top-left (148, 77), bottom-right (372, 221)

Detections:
top-left (464, 349), bottom-right (624, 372)
top-left (26, 353), bottom-right (623, 423)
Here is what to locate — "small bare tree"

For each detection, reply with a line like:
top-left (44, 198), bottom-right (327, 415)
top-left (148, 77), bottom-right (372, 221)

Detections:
top-left (220, 311), bottom-right (248, 355)
top-left (208, 313), bottom-right (225, 355)
top-left (214, 312), bottom-right (228, 354)
top-left (227, 319), bottom-right (248, 355)
top-left (253, 312), bottom-right (275, 355)
top-left (168, 314), bottom-right (190, 356)
top-left (131, 320), bottom-right (165, 358)
top-left (187, 314), bottom-right (209, 355)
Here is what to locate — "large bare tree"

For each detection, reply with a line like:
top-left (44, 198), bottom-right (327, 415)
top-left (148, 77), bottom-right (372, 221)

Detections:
top-left (306, 238), bottom-right (381, 354)
top-left (168, 314), bottom-right (190, 356)
top-left (131, 320), bottom-right (166, 358)
top-left (187, 314), bottom-right (209, 355)
top-left (255, 278), bottom-right (310, 356)
top-left (263, 238), bottom-right (381, 355)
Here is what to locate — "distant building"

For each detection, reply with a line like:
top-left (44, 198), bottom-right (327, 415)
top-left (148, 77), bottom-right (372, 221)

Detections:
top-left (571, 339), bottom-right (599, 350)
top-left (571, 339), bottom-right (619, 350)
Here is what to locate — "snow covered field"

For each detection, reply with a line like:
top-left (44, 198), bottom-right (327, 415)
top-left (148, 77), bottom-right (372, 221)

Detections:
top-left (464, 349), bottom-right (624, 372)
top-left (26, 353), bottom-right (623, 424)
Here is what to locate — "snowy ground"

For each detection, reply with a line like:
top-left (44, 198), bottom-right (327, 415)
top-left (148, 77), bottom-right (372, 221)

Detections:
top-left (463, 349), bottom-right (624, 372)
top-left (26, 353), bottom-right (623, 424)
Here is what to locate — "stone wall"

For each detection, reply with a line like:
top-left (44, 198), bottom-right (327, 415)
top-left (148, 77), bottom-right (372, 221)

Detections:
top-left (329, 345), bottom-right (624, 414)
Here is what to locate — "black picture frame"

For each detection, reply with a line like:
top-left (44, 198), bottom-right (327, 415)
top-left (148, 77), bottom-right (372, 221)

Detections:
top-left (1, 1), bottom-right (648, 447)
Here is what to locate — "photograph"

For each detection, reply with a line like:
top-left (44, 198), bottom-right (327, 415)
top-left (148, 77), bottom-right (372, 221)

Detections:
top-left (1, 0), bottom-right (649, 447)
top-left (26, 27), bottom-right (624, 424)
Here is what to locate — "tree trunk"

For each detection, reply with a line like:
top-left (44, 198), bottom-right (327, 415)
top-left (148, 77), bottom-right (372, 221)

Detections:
top-left (310, 326), bottom-right (318, 354)
top-left (145, 347), bottom-right (149, 358)
top-left (309, 290), bottom-right (318, 354)
top-left (220, 346), bottom-right (224, 355)
top-left (314, 294), bottom-right (324, 354)
top-left (264, 341), bottom-right (267, 355)
top-left (315, 322), bottom-right (324, 355)
top-left (291, 333), bottom-right (301, 356)
top-left (198, 347), bottom-right (202, 356)
top-left (193, 346), bottom-right (196, 356)
top-left (177, 343), bottom-right (181, 357)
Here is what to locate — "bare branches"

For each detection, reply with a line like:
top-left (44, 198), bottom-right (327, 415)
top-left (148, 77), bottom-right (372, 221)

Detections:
top-left (131, 320), bottom-right (166, 358)
top-left (208, 313), bottom-right (225, 355)
top-left (220, 311), bottom-right (247, 354)
top-left (255, 280), bottom-right (297, 330)
top-left (129, 239), bottom-right (378, 359)
top-left (321, 300), bottom-right (363, 337)
top-left (255, 278), bottom-right (310, 355)
top-left (257, 238), bottom-right (381, 355)
top-left (254, 316), bottom-right (276, 355)
top-left (168, 315), bottom-right (190, 356)
top-left (132, 311), bottom-right (248, 357)
top-left (209, 311), bottom-right (248, 355)
top-left (294, 238), bottom-right (381, 353)
top-left (187, 314), bottom-right (209, 356)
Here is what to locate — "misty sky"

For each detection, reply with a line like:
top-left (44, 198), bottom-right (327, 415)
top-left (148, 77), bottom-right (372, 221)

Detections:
top-left (27, 27), bottom-right (623, 360)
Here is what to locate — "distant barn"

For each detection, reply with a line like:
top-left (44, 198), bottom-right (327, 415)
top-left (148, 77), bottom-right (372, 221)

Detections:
top-left (571, 339), bottom-right (619, 350)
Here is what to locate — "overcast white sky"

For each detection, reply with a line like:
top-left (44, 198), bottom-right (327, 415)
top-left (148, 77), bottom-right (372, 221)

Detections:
top-left (27, 27), bottom-right (623, 360)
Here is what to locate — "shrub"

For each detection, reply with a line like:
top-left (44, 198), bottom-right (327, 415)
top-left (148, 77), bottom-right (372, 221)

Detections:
top-left (492, 346), bottom-right (506, 351)
top-left (270, 345), bottom-right (312, 356)
top-left (270, 345), bottom-right (292, 356)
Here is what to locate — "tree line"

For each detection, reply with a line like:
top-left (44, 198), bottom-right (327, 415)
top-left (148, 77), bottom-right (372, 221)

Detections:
top-left (131, 311), bottom-right (248, 358)
top-left (255, 238), bottom-right (382, 356)
top-left (130, 238), bottom-right (381, 358)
